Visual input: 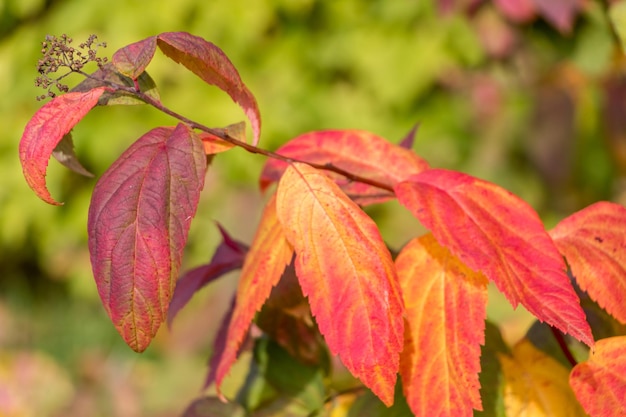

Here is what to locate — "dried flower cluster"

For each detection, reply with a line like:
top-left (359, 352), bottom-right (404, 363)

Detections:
top-left (35, 34), bottom-right (108, 100)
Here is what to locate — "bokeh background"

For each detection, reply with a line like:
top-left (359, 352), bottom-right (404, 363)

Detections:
top-left (1, 0), bottom-right (624, 416)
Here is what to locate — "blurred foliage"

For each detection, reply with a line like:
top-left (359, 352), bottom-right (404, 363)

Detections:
top-left (2, 0), bottom-right (626, 416)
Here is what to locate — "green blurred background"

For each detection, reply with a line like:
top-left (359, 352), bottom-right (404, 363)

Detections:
top-left (1, 0), bottom-right (624, 415)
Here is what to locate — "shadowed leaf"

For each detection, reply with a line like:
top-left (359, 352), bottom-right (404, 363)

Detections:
top-left (52, 133), bottom-right (93, 177)
top-left (181, 396), bottom-right (245, 417)
top-left (550, 202), bottom-right (626, 324)
top-left (276, 162), bottom-right (404, 405)
top-left (260, 130), bottom-right (429, 205)
top-left (112, 36), bottom-right (157, 79)
top-left (395, 169), bottom-right (594, 347)
top-left (156, 32), bottom-right (261, 145)
top-left (570, 336), bottom-right (626, 417)
top-left (88, 123), bottom-right (206, 352)
top-left (396, 233), bottom-right (488, 416)
top-left (19, 87), bottom-right (106, 205)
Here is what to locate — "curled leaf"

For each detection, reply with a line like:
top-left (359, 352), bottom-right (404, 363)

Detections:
top-left (52, 133), bottom-right (93, 177)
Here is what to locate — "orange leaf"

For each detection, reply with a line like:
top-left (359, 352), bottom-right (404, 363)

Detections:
top-left (500, 339), bottom-right (587, 417)
top-left (261, 130), bottom-right (429, 205)
top-left (396, 233), bottom-right (488, 417)
top-left (395, 169), bottom-right (594, 347)
top-left (570, 336), bottom-right (626, 417)
top-left (214, 194), bottom-right (293, 394)
top-left (275, 162), bottom-right (404, 405)
top-left (550, 202), bottom-right (626, 324)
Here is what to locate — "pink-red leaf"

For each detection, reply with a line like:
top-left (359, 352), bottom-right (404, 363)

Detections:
top-left (395, 169), bottom-right (594, 347)
top-left (534, 0), bottom-right (583, 34)
top-left (156, 32), bottom-right (261, 145)
top-left (260, 130), bottom-right (430, 205)
top-left (112, 36), bottom-right (157, 80)
top-left (276, 162), bottom-right (404, 405)
top-left (396, 233), bottom-right (488, 417)
top-left (570, 336), bottom-right (626, 417)
top-left (88, 123), bottom-right (206, 352)
top-left (167, 224), bottom-right (248, 327)
top-left (215, 194), bottom-right (293, 395)
top-left (494, 0), bottom-right (536, 22)
top-left (550, 202), bottom-right (626, 324)
top-left (19, 87), bottom-right (106, 205)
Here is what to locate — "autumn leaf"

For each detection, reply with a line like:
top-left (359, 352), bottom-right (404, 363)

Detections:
top-left (396, 233), bottom-right (488, 417)
top-left (499, 339), bottom-right (587, 416)
top-left (260, 130), bottom-right (429, 205)
top-left (394, 169), bottom-right (594, 347)
top-left (19, 87), bottom-right (106, 205)
top-left (52, 133), bottom-right (93, 178)
top-left (156, 32), bottom-right (261, 145)
top-left (215, 194), bottom-right (293, 395)
top-left (275, 162), bottom-right (404, 405)
top-left (112, 36), bottom-right (157, 79)
top-left (570, 336), bottom-right (626, 417)
top-left (88, 123), bottom-right (206, 352)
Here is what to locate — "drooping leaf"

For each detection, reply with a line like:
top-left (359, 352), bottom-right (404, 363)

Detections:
top-left (395, 233), bottom-right (488, 416)
top-left (181, 396), bottom-right (246, 417)
top-left (570, 336), bottom-right (626, 417)
top-left (156, 32), bottom-right (261, 145)
top-left (167, 224), bottom-right (248, 327)
top-left (205, 296), bottom-right (236, 389)
top-left (71, 63), bottom-right (161, 105)
top-left (275, 162), bottom-right (405, 405)
top-left (19, 87), bottom-right (106, 205)
top-left (499, 339), bottom-right (587, 416)
top-left (52, 133), bottom-right (93, 177)
top-left (395, 169), bottom-right (594, 347)
top-left (260, 130), bottom-right (430, 205)
top-left (215, 194), bottom-right (293, 394)
top-left (112, 36), bottom-right (157, 79)
top-left (88, 123), bottom-right (206, 352)
top-left (550, 202), bottom-right (626, 324)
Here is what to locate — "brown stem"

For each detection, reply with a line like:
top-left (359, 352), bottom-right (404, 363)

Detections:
top-left (549, 326), bottom-right (578, 367)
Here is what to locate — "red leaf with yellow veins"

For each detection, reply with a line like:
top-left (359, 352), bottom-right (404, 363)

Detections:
top-left (156, 32), bottom-right (261, 145)
top-left (112, 36), bottom-right (157, 80)
top-left (19, 87), bottom-right (106, 205)
top-left (550, 202), bottom-right (626, 324)
top-left (260, 130), bottom-right (429, 205)
top-left (570, 336), bottom-right (626, 417)
top-left (88, 123), bottom-right (206, 352)
top-left (395, 169), bottom-right (594, 347)
top-left (215, 194), bottom-right (293, 394)
top-left (396, 233), bottom-right (488, 417)
top-left (275, 162), bottom-right (404, 405)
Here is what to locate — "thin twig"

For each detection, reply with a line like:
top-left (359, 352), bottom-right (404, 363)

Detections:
top-left (549, 326), bottom-right (578, 367)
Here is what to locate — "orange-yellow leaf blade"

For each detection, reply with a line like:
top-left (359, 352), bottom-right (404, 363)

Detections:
top-left (570, 336), bottom-right (626, 417)
top-left (500, 339), bottom-right (588, 417)
top-left (396, 233), bottom-right (488, 417)
top-left (550, 202), bottom-right (626, 324)
top-left (215, 194), bottom-right (293, 393)
top-left (275, 162), bottom-right (404, 405)
top-left (395, 169), bottom-right (594, 347)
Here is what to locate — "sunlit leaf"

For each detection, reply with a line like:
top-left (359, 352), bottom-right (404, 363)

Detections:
top-left (261, 130), bottom-right (429, 205)
top-left (52, 133), bottom-right (93, 177)
top-left (570, 336), bottom-right (626, 417)
top-left (395, 169), bottom-right (594, 347)
top-left (396, 233), bottom-right (488, 416)
top-left (550, 201), bottom-right (626, 324)
top-left (499, 339), bottom-right (587, 416)
top-left (19, 87), bottom-right (106, 205)
top-left (157, 32), bottom-right (261, 145)
top-left (112, 36), bottom-right (157, 79)
top-left (276, 162), bottom-right (404, 405)
top-left (215, 194), bottom-right (293, 395)
top-left (88, 123), bottom-right (206, 352)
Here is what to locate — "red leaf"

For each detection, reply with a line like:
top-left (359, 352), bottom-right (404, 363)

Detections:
top-left (276, 162), bottom-right (404, 405)
top-left (215, 194), bottom-right (293, 394)
top-left (261, 130), bottom-right (429, 205)
top-left (156, 32), bottom-right (261, 145)
top-left (88, 123), bottom-right (207, 352)
top-left (534, 0), bottom-right (583, 34)
top-left (570, 336), bottom-right (626, 417)
top-left (494, 0), bottom-right (536, 22)
top-left (19, 88), bottom-right (106, 205)
top-left (112, 36), bottom-right (157, 80)
top-left (550, 202), bottom-right (626, 324)
top-left (167, 225), bottom-right (248, 327)
top-left (205, 296), bottom-right (237, 390)
top-left (396, 234), bottom-right (488, 416)
top-left (394, 169), bottom-right (594, 347)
